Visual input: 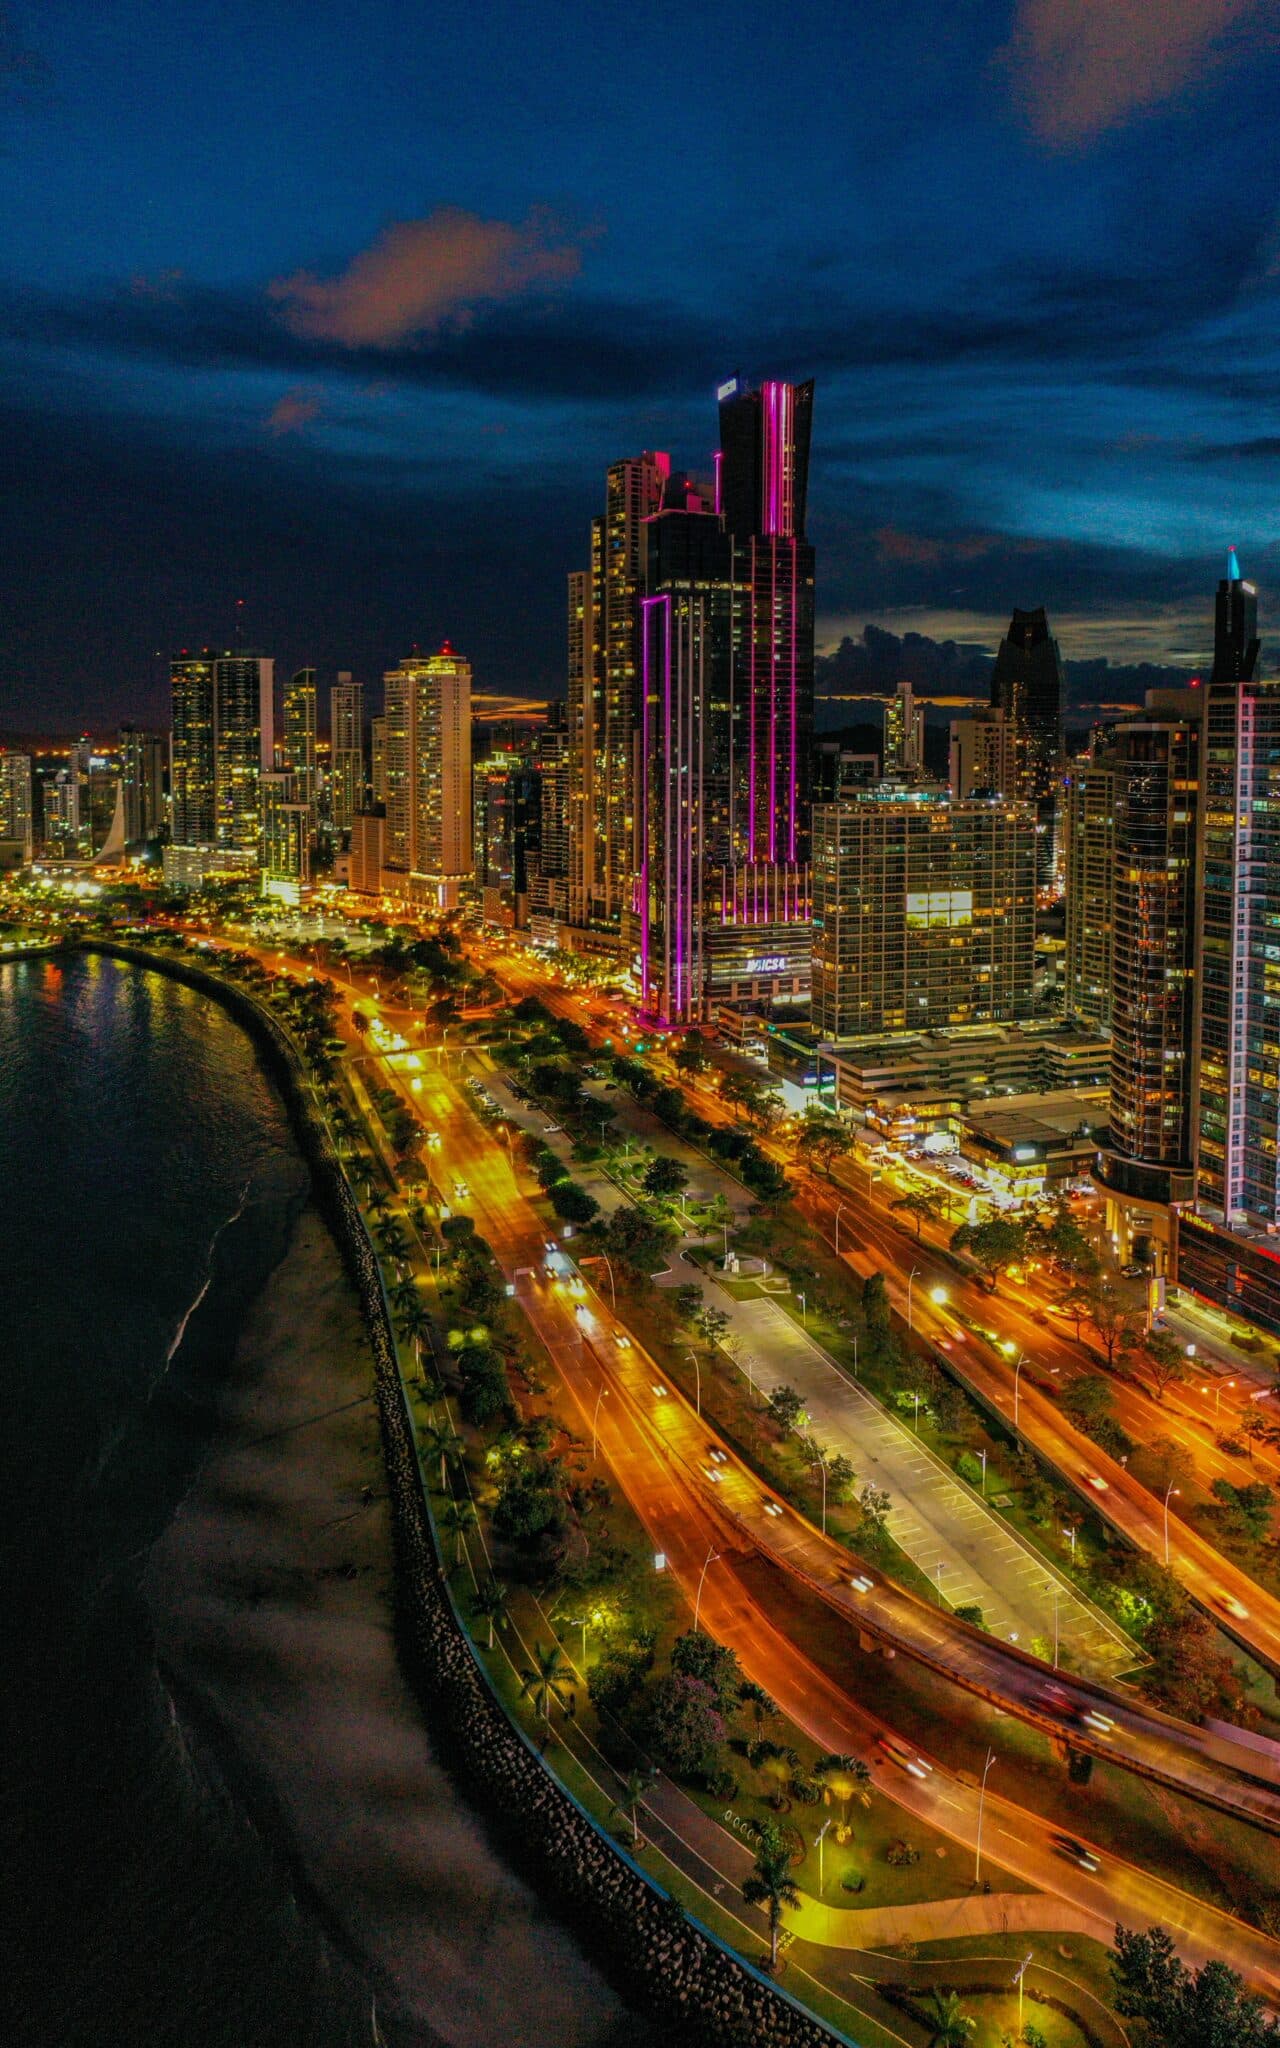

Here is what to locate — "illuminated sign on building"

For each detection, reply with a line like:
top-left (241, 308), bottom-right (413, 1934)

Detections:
top-left (716, 377), bottom-right (740, 402)
top-left (745, 954), bottom-right (788, 975)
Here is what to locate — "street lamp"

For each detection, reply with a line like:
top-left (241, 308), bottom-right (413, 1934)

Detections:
top-left (686, 1347), bottom-right (702, 1418)
top-left (930, 1286), bottom-right (948, 1307)
top-left (912, 1390), bottom-right (922, 1433)
top-left (816, 1817), bottom-right (833, 1894)
top-left (592, 1383), bottom-right (611, 1460)
top-left (979, 1448), bottom-right (987, 1497)
top-left (579, 1253), bottom-right (616, 1310)
top-left (694, 1546), bottom-right (720, 1631)
top-left (1013, 1352), bottom-right (1027, 1430)
top-left (907, 1266), bottom-right (920, 1330)
top-left (834, 1201), bottom-right (848, 1256)
top-left (974, 1750), bottom-right (996, 1885)
top-left (1013, 1952), bottom-right (1034, 2032)
top-left (1163, 1480), bottom-right (1180, 1565)
top-left (798, 1290), bottom-right (807, 1326)
top-left (1062, 1523), bottom-right (1077, 1563)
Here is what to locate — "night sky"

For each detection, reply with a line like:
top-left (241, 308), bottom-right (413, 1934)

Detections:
top-left (4, 0), bottom-right (1280, 729)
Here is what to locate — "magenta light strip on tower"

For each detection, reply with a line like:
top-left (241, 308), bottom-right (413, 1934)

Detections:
top-left (640, 597), bottom-right (657, 1010)
top-left (713, 449), bottom-right (723, 517)
top-left (748, 537), bottom-right (757, 861)
top-left (789, 540), bottom-right (798, 862)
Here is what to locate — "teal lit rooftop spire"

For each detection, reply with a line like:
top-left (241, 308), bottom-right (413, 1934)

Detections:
top-left (1228, 545), bottom-right (1242, 582)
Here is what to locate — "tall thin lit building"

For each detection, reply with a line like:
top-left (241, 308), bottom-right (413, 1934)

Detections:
top-left (0, 751), bottom-right (34, 858)
top-left (170, 654), bottom-right (217, 848)
top-left (261, 770), bottom-right (311, 891)
top-left (282, 667), bottom-right (317, 817)
top-left (1063, 750), bottom-right (1119, 1029)
top-left (382, 643), bottom-right (472, 906)
top-left (330, 672), bottom-right (364, 832)
top-left (370, 715), bottom-right (387, 806)
top-left (566, 562), bottom-right (599, 925)
top-left (214, 652), bottom-right (274, 856)
top-left (990, 606), bottom-right (1064, 885)
top-left (118, 726), bottom-right (166, 844)
top-left (884, 680), bottom-right (924, 778)
top-left (950, 706), bottom-right (1015, 799)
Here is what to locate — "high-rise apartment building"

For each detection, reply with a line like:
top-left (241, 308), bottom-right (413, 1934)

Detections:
top-left (567, 454), bottom-right (669, 930)
top-left (261, 770), bottom-right (312, 893)
top-left (281, 667), bottom-right (317, 818)
top-left (382, 643), bottom-right (472, 906)
top-left (1063, 751), bottom-right (1119, 1029)
top-left (329, 672), bottom-right (364, 832)
top-left (811, 788), bottom-right (1036, 1042)
top-left (118, 725), bottom-right (166, 844)
top-left (566, 564), bottom-right (598, 925)
top-left (885, 680), bottom-right (924, 778)
top-left (950, 706), bottom-right (1015, 800)
top-left (0, 752), bottom-right (34, 859)
top-left (170, 654), bottom-right (217, 848)
top-left (370, 714), bottom-right (387, 806)
top-left (214, 652), bottom-right (274, 856)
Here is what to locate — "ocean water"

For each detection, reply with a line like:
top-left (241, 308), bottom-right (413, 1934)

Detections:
top-left (0, 952), bottom-right (373, 2048)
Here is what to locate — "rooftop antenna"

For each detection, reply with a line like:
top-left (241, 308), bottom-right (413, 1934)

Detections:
top-left (234, 596), bottom-right (245, 648)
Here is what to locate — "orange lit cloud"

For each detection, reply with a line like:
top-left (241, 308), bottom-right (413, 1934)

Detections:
top-left (269, 207), bottom-right (583, 347)
top-left (1002, 0), bottom-right (1272, 146)
top-left (265, 388), bottom-right (322, 435)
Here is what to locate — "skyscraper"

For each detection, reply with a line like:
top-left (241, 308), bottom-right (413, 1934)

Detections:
top-left (1063, 749), bottom-right (1119, 1030)
top-left (118, 725), bottom-right (166, 844)
top-left (282, 667), bottom-right (318, 818)
top-left (990, 607), bottom-right (1064, 885)
top-left (170, 654), bottom-right (217, 849)
top-left (884, 679), bottom-right (924, 779)
top-left (811, 788), bottom-right (1036, 1042)
top-left (329, 672), bottom-right (364, 832)
top-left (0, 752), bottom-right (34, 859)
top-left (261, 770), bottom-right (312, 893)
top-left (370, 714), bottom-right (387, 806)
top-left (382, 643), bottom-right (473, 906)
top-left (567, 454), bottom-right (669, 932)
top-left (213, 652), bottom-right (274, 857)
top-left (629, 378), bottom-right (816, 1023)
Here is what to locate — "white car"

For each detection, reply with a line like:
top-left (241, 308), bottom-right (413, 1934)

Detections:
top-left (850, 1573), bottom-right (874, 1593)
top-left (762, 1498), bottom-right (784, 1518)
top-left (613, 1332), bottom-right (632, 1349)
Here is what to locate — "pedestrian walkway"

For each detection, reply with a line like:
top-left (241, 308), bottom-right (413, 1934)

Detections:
top-left (679, 1274), bottom-right (1133, 1682)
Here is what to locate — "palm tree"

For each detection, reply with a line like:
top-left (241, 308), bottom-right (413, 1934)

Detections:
top-left (366, 1183), bottom-right (391, 1217)
top-left (738, 1680), bottom-right (779, 1744)
top-left (816, 1753), bottom-right (871, 1828)
top-left (610, 1766), bottom-right (657, 1847)
top-left (396, 1293), bottom-right (431, 1368)
top-left (470, 1576), bottom-right (508, 1649)
top-left (520, 1640), bottom-right (573, 1727)
top-left (420, 1422), bottom-right (460, 1494)
top-left (760, 1745), bottom-right (799, 1812)
top-left (441, 1498), bottom-right (476, 1566)
top-left (742, 1821), bottom-right (800, 1971)
top-left (924, 1988), bottom-right (975, 2047)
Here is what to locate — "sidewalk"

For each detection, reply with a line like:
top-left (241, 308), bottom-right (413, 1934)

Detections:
top-left (1162, 1291), bottom-right (1280, 1391)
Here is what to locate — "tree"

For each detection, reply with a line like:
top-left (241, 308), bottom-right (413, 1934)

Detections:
top-left (826, 1452), bottom-right (857, 1500)
top-left (856, 1483), bottom-right (892, 1538)
top-left (1210, 1479), bottom-right (1275, 1544)
top-left (1112, 1923), bottom-right (1280, 2048)
top-left (797, 1113), bottom-right (850, 1180)
top-left (863, 1272), bottom-right (892, 1341)
top-left (950, 1216), bottom-right (1025, 1291)
top-left (737, 1680), bottom-right (779, 1742)
top-left (600, 1202), bottom-right (674, 1276)
top-left (670, 1630), bottom-right (745, 1711)
top-left (441, 1497), bottom-right (477, 1567)
top-left (924, 1988), bottom-right (976, 2047)
top-left (1085, 1284), bottom-right (1135, 1370)
top-left (674, 1038), bottom-right (708, 1075)
top-left (672, 1282), bottom-right (704, 1321)
top-left (549, 1179), bottom-right (599, 1225)
top-left (396, 1292), bottom-right (431, 1369)
top-left (610, 1765), bottom-right (658, 1846)
top-left (695, 1304), bottom-right (730, 1348)
top-left (470, 1576), bottom-right (508, 1649)
top-left (722, 1072), bottom-right (768, 1123)
top-left (766, 1384), bottom-right (807, 1437)
top-left (891, 1188), bottom-right (946, 1241)
top-left (641, 1673), bottom-right (725, 1778)
top-left (742, 1820), bottom-right (800, 1971)
top-left (815, 1752), bottom-right (870, 1825)
top-left (1028, 1203), bottom-right (1100, 1277)
top-left (1061, 1373), bottom-right (1114, 1432)
top-left (642, 1155), bottom-right (689, 1198)
top-left (421, 1422), bottom-right (461, 1494)
top-left (521, 1640), bottom-right (573, 1726)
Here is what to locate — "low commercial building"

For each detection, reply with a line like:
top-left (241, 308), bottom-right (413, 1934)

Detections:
top-left (824, 1023), bottom-right (1110, 1136)
top-left (960, 1089), bottom-right (1109, 1204)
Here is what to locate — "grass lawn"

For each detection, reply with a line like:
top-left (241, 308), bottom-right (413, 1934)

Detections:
top-left (891, 1930), bottom-right (1121, 2045)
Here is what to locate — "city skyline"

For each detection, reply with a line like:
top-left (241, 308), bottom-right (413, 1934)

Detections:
top-left (6, 2), bottom-right (1280, 725)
